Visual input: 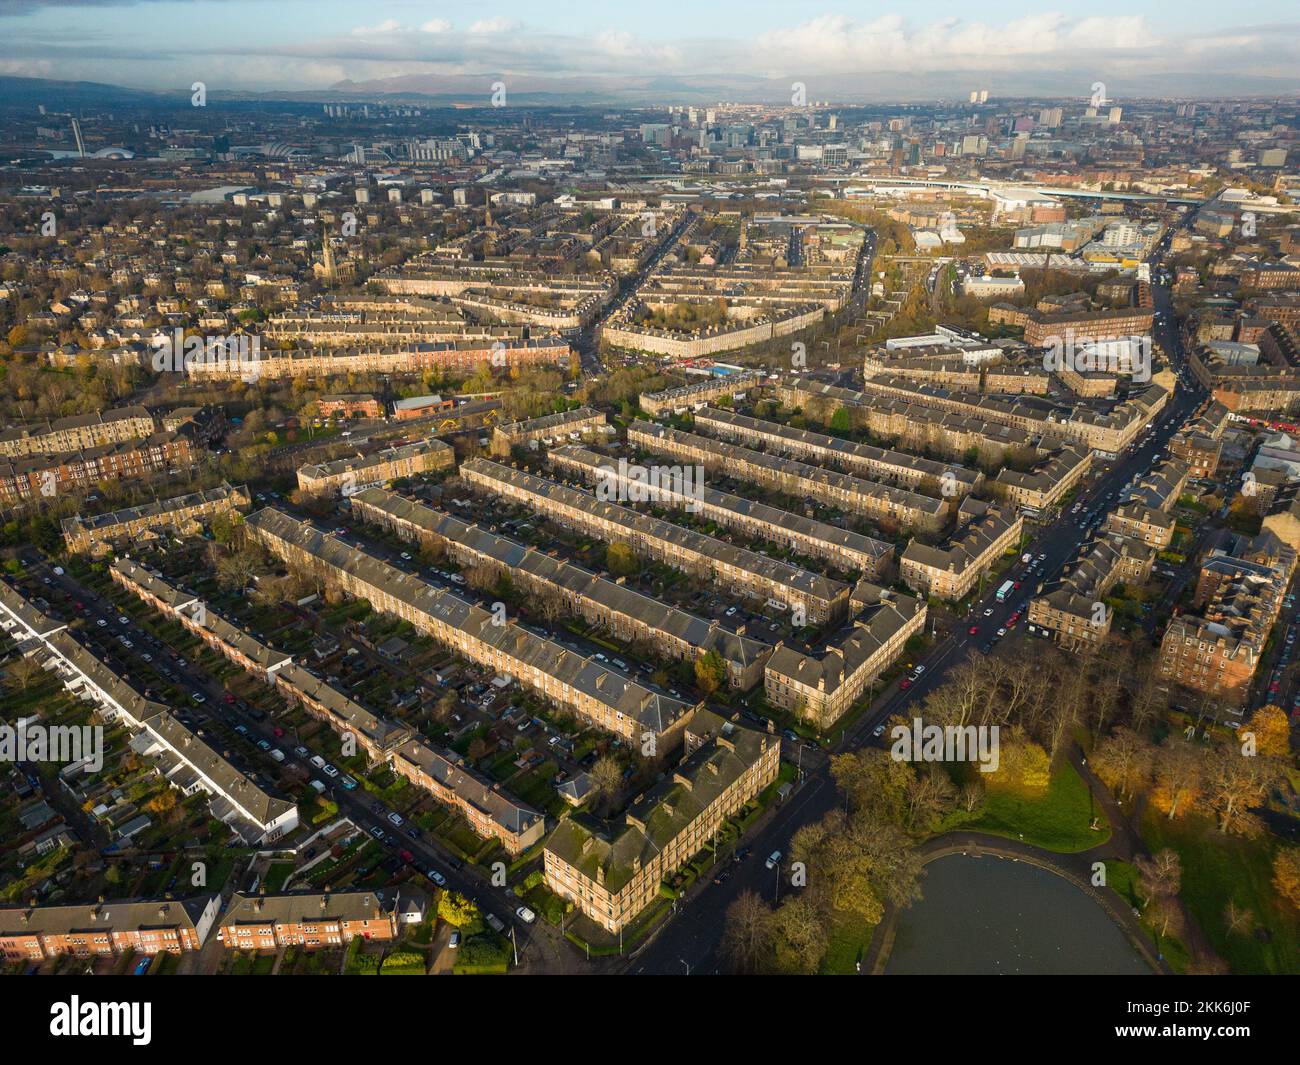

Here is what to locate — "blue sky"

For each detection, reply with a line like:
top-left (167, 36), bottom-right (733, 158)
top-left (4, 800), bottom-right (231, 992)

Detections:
top-left (0, 1), bottom-right (1297, 95)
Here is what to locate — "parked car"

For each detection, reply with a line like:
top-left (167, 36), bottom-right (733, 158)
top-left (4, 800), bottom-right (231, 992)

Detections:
top-left (765, 851), bottom-right (782, 870)
top-left (515, 906), bottom-right (536, 924)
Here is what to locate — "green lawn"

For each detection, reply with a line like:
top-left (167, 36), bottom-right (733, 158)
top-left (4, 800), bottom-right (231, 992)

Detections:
top-left (1139, 810), bottom-right (1298, 975)
top-left (967, 760), bottom-right (1109, 853)
top-left (819, 908), bottom-right (876, 975)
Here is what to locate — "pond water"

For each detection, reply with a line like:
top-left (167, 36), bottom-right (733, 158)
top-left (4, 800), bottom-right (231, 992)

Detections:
top-left (885, 852), bottom-right (1152, 975)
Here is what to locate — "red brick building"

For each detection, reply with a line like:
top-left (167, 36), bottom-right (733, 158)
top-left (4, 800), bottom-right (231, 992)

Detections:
top-left (217, 891), bottom-right (397, 951)
top-left (0, 896), bottom-right (220, 960)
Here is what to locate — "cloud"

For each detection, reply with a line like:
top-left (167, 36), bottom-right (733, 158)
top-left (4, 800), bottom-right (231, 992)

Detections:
top-left (350, 18), bottom-right (403, 36)
top-left (1, 8), bottom-right (1297, 95)
top-left (467, 17), bottom-right (519, 35)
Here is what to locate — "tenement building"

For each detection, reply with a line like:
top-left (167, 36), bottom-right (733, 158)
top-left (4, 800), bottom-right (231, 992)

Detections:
top-left (491, 406), bottom-right (607, 454)
top-left (245, 507), bottom-right (695, 744)
top-left (1028, 534), bottom-right (1155, 648)
top-left (689, 407), bottom-right (982, 497)
top-left (763, 585), bottom-right (926, 729)
top-left (898, 499), bottom-right (1023, 601)
top-left (547, 445), bottom-right (894, 579)
top-left (296, 438), bottom-right (455, 498)
top-left (347, 487), bottom-right (772, 690)
top-left (543, 710), bottom-right (779, 934)
top-left (459, 457), bottom-right (850, 624)
top-left (62, 483), bottom-right (251, 555)
top-left (628, 420), bottom-right (949, 535)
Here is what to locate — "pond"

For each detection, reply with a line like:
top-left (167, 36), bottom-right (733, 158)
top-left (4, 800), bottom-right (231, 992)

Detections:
top-left (885, 852), bottom-right (1152, 975)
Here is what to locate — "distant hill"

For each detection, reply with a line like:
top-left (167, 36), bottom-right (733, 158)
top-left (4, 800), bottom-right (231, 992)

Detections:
top-left (0, 69), bottom-right (1296, 111)
top-left (0, 75), bottom-right (176, 109)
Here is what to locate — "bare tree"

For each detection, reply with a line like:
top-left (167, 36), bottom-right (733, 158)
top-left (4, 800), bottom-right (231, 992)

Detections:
top-left (719, 891), bottom-right (774, 975)
top-left (1201, 744), bottom-right (1279, 837)
top-left (1223, 900), bottom-right (1257, 938)
top-left (1091, 727), bottom-right (1155, 803)
top-left (1152, 738), bottom-right (1204, 821)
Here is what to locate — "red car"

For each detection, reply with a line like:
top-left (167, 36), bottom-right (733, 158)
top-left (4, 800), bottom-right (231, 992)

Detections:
top-left (223, 693), bottom-right (235, 704)
top-left (273, 727), bottom-right (284, 738)
top-left (899, 679), bottom-right (912, 690)
top-left (968, 625), bottom-right (979, 635)
top-left (399, 850), bottom-right (415, 864)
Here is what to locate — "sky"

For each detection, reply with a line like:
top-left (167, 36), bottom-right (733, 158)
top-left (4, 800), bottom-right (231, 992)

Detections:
top-left (0, 0), bottom-right (1297, 98)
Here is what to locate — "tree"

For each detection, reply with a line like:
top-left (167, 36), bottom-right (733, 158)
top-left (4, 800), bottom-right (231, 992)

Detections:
top-left (5, 655), bottom-right (43, 692)
top-left (694, 650), bottom-right (727, 696)
top-left (464, 561), bottom-right (501, 593)
top-left (437, 891), bottom-right (480, 928)
top-left (605, 540), bottom-right (638, 577)
top-left (431, 691), bottom-right (458, 725)
top-left (1271, 847), bottom-right (1300, 911)
top-left (210, 511), bottom-right (240, 545)
top-left (903, 765), bottom-right (958, 834)
top-left (1151, 738), bottom-right (1203, 820)
top-left (1128, 661), bottom-right (1169, 733)
top-left (1201, 744), bottom-right (1278, 837)
top-left (996, 735), bottom-right (1051, 794)
top-left (1244, 705), bottom-right (1291, 759)
top-left (588, 756), bottom-right (623, 810)
top-left (959, 778), bottom-right (986, 815)
top-left (1223, 900), bottom-right (1257, 937)
top-left (1135, 848), bottom-right (1184, 941)
top-left (719, 890), bottom-right (774, 974)
top-left (830, 747), bottom-right (913, 825)
top-left (1136, 848), bottom-right (1182, 903)
top-left (215, 547), bottom-right (263, 592)
top-left (770, 896), bottom-right (828, 975)
top-left (1091, 727), bottom-right (1155, 802)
